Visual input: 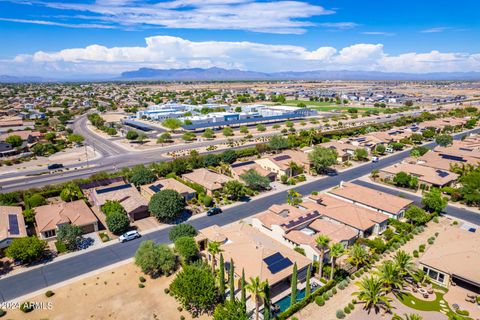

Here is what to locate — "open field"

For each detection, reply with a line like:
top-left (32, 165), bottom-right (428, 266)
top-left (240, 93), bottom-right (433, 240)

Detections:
top-left (284, 99), bottom-right (383, 112)
top-left (4, 262), bottom-right (207, 320)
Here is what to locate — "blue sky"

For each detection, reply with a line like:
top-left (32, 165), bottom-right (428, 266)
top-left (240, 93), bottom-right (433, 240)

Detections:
top-left (0, 0), bottom-right (479, 77)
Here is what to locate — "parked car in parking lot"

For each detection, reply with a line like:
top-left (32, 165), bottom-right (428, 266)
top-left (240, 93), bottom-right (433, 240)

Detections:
top-left (207, 207), bottom-right (222, 216)
top-left (118, 230), bottom-right (141, 243)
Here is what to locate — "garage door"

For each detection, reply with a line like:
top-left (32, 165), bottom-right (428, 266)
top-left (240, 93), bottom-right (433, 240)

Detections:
top-left (81, 224), bottom-right (95, 234)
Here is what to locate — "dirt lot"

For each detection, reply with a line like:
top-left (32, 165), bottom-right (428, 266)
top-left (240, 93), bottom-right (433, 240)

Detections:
top-left (5, 262), bottom-right (209, 320)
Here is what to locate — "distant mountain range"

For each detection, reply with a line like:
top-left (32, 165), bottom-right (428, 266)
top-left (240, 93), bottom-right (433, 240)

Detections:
top-left (120, 67), bottom-right (480, 81)
top-left (2, 67), bottom-right (480, 83)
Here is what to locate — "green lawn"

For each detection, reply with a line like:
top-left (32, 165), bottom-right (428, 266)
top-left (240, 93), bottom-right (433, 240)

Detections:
top-left (395, 288), bottom-right (472, 320)
top-left (284, 100), bottom-right (382, 112)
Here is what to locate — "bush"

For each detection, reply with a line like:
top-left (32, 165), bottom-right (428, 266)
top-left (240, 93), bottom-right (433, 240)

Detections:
top-left (348, 302), bottom-right (354, 309)
top-left (149, 190), bottom-right (185, 222)
top-left (139, 276), bottom-right (146, 283)
top-left (138, 283), bottom-right (145, 288)
top-left (180, 316), bottom-right (185, 320)
top-left (413, 250), bottom-right (419, 258)
top-left (0, 309), bottom-right (5, 317)
top-left (20, 302), bottom-right (33, 313)
top-left (332, 287), bottom-right (337, 294)
top-left (106, 211), bottom-right (130, 235)
top-left (456, 310), bottom-right (470, 316)
top-left (45, 290), bottom-right (55, 298)
top-left (164, 288), bottom-right (170, 294)
top-left (428, 239), bottom-right (434, 245)
top-left (169, 224), bottom-right (197, 242)
top-left (336, 310), bottom-right (346, 319)
top-left (344, 306), bottom-right (351, 314)
top-left (315, 296), bottom-right (325, 306)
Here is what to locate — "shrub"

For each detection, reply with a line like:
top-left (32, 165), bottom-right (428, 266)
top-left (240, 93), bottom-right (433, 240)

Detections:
top-left (413, 250), bottom-right (419, 258)
top-left (315, 296), bottom-right (325, 306)
top-left (332, 287), bottom-right (337, 294)
top-left (177, 306), bottom-right (183, 312)
top-left (428, 239), bottom-right (434, 245)
top-left (349, 274), bottom-right (355, 280)
top-left (348, 302), bottom-right (354, 309)
top-left (336, 310), bottom-right (346, 319)
top-left (0, 309), bottom-right (5, 317)
top-left (168, 224), bottom-right (197, 242)
top-left (456, 310), bottom-right (469, 316)
top-left (344, 306), bottom-right (351, 314)
top-left (319, 277), bottom-right (328, 284)
top-left (138, 283), bottom-right (145, 288)
top-left (45, 290), bottom-right (55, 298)
top-left (20, 302), bottom-right (33, 313)
top-left (139, 276), bottom-right (146, 283)
top-left (180, 316), bottom-right (185, 320)
top-left (164, 288), bottom-right (170, 294)
top-left (327, 290), bottom-right (334, 298)
top-left (338, 282), bottom-right (346, 290)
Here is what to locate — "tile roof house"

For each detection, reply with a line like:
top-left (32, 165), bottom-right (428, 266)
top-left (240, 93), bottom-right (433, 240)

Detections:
top-left (140, 178), bottom-right (196, 201)
top-left (90, 182), bottom-right (149, 221)
top-left (231, 160), bottom-right (276, 182)
top-left (328, 181), bottom-right (413, 219)
top-left (34, 200), bottom-right (98, 239)
top-left (196, 223), bottom-right (311, 298)
top-left (379, 162), bottom-right (459, 187)
top-left (411, 150), bottom-right (480, 171)
top-left (308, 141), bottom-right (354, 163)
top-left (182, 168), bottom-right (233, 196)
top-left (0, 206), bottom-right (27, 249)
top-left (252, 204), bottom-right (357, 262)
top-left (254, 149), bottom-right (311, 178)
top-left (418, 117), bottom-right (467, 131)
top-left (419, 226), bottom-right (480, 290)
top-left (0, 130), bottom-right (41, 143)
top-left (300, 194), bottom-right (389, 237)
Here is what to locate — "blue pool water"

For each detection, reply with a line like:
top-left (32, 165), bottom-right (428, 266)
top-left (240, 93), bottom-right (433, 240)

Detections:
top-left (275, 286), bottom-right (319, 313)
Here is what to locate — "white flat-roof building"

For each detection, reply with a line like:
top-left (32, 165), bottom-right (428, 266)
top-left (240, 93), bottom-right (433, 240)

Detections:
top-left (136, 103), bottom-right (191, 120)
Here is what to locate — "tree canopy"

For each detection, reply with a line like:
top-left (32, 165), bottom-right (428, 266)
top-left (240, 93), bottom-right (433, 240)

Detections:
top-left (213, 300), bottom-right (248, 320)
top-left (174, 236), bottom-right (199, 263)
top-left (405, 205), bottom-right (428, 225)
top-left (128, 165), bottom-right (156, 186)
top-left (126, 130), bottom-right (139, 140)
top-left (57, 224), bottom-right (82, 251)
top-left (6, 236), bottom-right (46, 263)
top-left (5, 135), bottom-right (22, 148)
top-left (223, 180), bottom-right (247, 201)
top-left (169, 224), bottom-right (198, 242)
top-left (162, 118), bottom-right (183, 131)
top-left (149, 189), bottom-right (185, 222)
top-left (240, 169), bottom-right (271, 191)
top-left (422, 188), bottom-right (448, 213)
top-left (106, 211), bottom-right (130, 235)
top-left (435, 134), bottom-right (453, 147)
top-left (170, 262), bottom-right (219, 316)
top-left (308, 146), bottom-right (337, 173)
top-left (268, 135), bottom-right (289, 152)
top-left (134, 240), bottom-right (176, 276)
top-left (459, 170), bottom-right (480, 206)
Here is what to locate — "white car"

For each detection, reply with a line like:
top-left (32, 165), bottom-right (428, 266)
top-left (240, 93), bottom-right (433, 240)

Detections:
top-left (118, 230), bottom-right (141, 243)
top-left (372, 156), bottom-right (379, 163)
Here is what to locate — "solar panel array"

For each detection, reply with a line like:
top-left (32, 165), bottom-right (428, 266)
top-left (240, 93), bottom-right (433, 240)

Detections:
top-left (273, 155), bottom-right (291, 162)
top-left (263, 252), bottom-right (293, 274)
top-left (8, 214), bottom-right (19, 235)
top-left (96, 183), bottom-right (132, 195)
top-left (282, 211), bottom-right (321, 229)
top-left (435, 170), bottom-right (450, 178)
top-left (459, 147), bottom-right (473, 152)
top-left (439, 154), bottom-right (466, 162)
top-left (231, 160), bottom-right (256, 168)
top-left (148, 183), bottom-right (163, 193)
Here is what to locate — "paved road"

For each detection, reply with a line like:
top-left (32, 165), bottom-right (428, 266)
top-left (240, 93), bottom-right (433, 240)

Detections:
top-left (0, 109), bottom-right (434, 192)
top-left (1, 126), bottom-right (478, 302)
top-left (352, 180), bottom-right (480, 225)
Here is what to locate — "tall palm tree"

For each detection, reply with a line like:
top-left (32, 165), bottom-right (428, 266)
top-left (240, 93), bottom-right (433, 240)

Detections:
top-left (376, 261), bottom-right (403, 293)
top-left (207, 241), bottom-right (223, 274)
top-left (329, 242), bottom-right (345, 280)
top-left (393, 250), bottom-right (415, 277)
top-left (315, 235), bottom-right (330, 279)
top-left (347, 244), bottom-right (370, 270)
top-left (392, 313), bottom-right (423, 320)
top-left (353, 275), bottom-right (392, 313)
top-left (245, 276), bottom-right (267, 320)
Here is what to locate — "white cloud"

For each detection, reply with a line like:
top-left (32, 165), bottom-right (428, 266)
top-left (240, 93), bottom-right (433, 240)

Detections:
top-left (361, 31), bottom-right (395, 36)
top-left (318, 22), bottom-right (358, 30)
top-left (0, 17), bottom-right (116, 29)
top-left (421, 27), bottom-right (450, 33)
top-left (2, 0), bottom-right (333, 34)
top-left (4, 35), bottom-right (480, 76)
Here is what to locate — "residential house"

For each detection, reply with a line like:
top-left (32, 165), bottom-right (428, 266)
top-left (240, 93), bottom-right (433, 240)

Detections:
top-left (140, 178), bottom-right (196, 201)
top-left (255, 149), bottom-right (311, 178)
top-left (230, 160), bottom-right (276, 182)
top-left (379, 162), bottom-right (459, 188)
top-left (303, 141), bottom-right (354, 163)
top-left (328, 181), bottom-right (413, 219)
top-left (182, 168), bottom-right (233, 196)
top-left (90, 182), bottom-right (149, 221)
top-left (0, 206), bottom-right (27, 250)
top-left (251, 204), bottom-right (357, 262)
top-left (300, 194), bottom-right (389, 237)
top-left (196, 223), bottom-right (311, 298)
top-left (418, 226), bottom-right (480, 291)
top-left (0, 130), bottom-right (42, 144)
top-left (35, 200), bottom-right (98, 239)
top-left (410, 151), bottom-right (479, 171)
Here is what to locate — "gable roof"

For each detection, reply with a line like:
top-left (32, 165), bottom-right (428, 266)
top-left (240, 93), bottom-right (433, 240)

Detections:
top-left (141, 178), bottom-right (195, 196)
top-left (92, 182), bottom-right (147, 214)
top-left (182, 168), bottom-right (233, 191)
top-left (380, 162), bottom-right (459, 186)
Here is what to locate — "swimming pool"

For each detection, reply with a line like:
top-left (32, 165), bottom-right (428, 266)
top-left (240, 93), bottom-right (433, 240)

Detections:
top-left (274, 286), bottom-right (320, 313)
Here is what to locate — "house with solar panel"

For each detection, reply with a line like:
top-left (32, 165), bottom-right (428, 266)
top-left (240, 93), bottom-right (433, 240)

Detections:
top-left (0, 206), bottom-right (27, 250)
top-left (379, 162), bottom-right (459, 188)
top-left (89, 181), bottom-right (150, 221)
top-left (196, 222), bottom-right (311, 299)
top-left (140, 178), bottom-right (196, 202)
top-left (230, 160), bottom-right (277, 182)
top-left (254, 149), bottom-right (312, 179)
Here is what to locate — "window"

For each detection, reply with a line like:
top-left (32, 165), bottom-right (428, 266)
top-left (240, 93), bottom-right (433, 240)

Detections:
top-left (44, 230), bottom-right (56, 238)
top-left (428, 269), bottom-right (439, 281)
top-left (438, 273), bottom-right (445, 283)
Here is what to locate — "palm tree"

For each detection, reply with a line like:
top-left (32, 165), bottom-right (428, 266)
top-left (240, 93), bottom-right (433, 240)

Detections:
top-left (392, 313), bottom-right (423, 320)
top-left (245, 276), bottom-right (267, 320)
top-left (393, 250), bottom-right (415, 277)
top-left (353, 275), bottom-right (392, 313)
top-left (329, 242), bottom-right (345, 280)
top-left (288, 161), bottom-right (299, 178)
top-left (315, 235), bottom-right (330, 279)
top-left (348, 244), bottom-right (370, 270)
top-left (207, 241), bottom-right (223, 274)
top-left (376, 261), bottom-right (403, 293)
